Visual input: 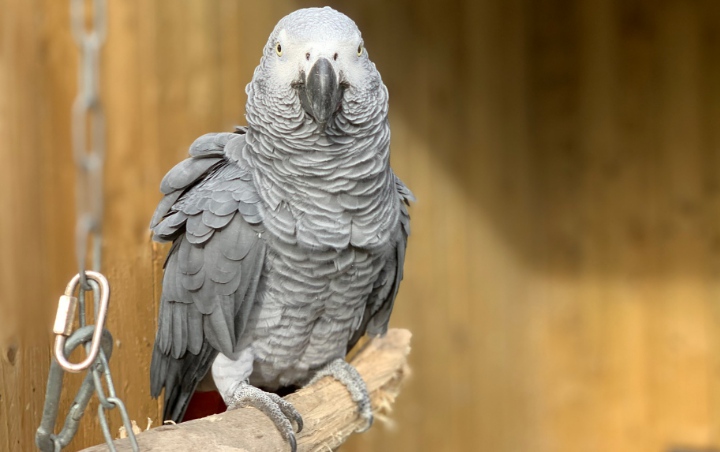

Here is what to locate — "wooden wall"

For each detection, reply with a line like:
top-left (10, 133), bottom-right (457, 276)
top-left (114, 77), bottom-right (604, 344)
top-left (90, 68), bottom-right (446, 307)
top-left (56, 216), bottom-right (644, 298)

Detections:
top-left (2, 0), bottom-right (720, 451)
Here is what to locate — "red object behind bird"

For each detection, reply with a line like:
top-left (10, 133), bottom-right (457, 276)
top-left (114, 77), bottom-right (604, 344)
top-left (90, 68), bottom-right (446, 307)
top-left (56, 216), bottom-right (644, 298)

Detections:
top-left (182, 391), bottom-right (226, 422)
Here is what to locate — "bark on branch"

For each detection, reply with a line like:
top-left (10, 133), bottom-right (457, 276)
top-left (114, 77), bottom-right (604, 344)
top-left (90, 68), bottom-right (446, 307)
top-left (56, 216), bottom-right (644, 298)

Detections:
top-left (81, 329), bottom-right (412, 452)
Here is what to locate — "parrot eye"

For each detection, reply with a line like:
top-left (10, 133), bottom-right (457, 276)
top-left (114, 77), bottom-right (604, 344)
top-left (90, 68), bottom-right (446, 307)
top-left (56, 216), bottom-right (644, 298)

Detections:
top-left (275, 43), bottom-right (283, 56)
top-left (357, 44), bottom-right (363, 56)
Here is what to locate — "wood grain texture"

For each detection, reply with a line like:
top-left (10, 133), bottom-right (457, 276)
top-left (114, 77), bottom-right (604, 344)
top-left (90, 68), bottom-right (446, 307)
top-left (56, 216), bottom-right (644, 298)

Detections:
top-left (81, 329), bottom-right (411, 452)
top-left (2, 1), bottom-right (720, 451)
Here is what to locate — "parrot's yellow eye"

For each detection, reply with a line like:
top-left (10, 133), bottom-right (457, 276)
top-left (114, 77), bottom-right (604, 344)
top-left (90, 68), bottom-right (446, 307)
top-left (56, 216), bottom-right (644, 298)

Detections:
top-left (275, 43), bottom-right (283, 56)
top-left (357, 44), bottom-right (363, 56)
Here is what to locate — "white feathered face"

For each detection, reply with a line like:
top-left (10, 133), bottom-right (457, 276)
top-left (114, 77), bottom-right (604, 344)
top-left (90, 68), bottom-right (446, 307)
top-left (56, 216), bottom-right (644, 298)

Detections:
top-left (256, 7), bottom-right (382, 126)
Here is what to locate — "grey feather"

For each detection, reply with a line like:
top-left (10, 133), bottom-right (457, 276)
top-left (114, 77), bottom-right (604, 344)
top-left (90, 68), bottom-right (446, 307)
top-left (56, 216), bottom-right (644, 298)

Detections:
top-left (204, 302), bottom-right (235, 356)
top-left (172, 303), bottom-right (188, 359)
top-left (201, 210), bottom-right (235, 229)
top-left (150, 8), bottom-right (413, 425)
top-left (186, 214), bottom-right (213, 237)
top-left (189, 132), bottom-right (238, 158)
top-left (186, 304), bottom-right (203, 355)
top-left (209, 198), bottom-right (239, 216)
top-left (160, 157), bottom-right (223, 194)
top-left (150, 134), bottom-right (267, 421)
top-left (150, 190), bottom-right (183, 229)
top-left (185, 229), bottom-right (214, 245)
top-left (181, 268), bottom-right (205, 291)
top-left (177, 239), bottom-right (203, 275)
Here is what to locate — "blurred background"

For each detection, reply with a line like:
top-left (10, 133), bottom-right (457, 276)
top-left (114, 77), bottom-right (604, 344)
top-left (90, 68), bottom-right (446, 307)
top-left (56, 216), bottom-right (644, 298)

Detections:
top-left (2, 0), bottom-right (720, 451)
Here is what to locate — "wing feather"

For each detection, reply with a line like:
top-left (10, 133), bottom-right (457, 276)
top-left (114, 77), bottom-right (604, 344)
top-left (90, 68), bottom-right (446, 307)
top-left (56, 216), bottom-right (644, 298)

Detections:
top-left (160, 157), bottom-right (224, 194)
top-left (348, 173), bottom-right (412, 350)
top-left (186, 304), bottom-right (203, 355)
top-left (150, 130), bottom-right (266, 422)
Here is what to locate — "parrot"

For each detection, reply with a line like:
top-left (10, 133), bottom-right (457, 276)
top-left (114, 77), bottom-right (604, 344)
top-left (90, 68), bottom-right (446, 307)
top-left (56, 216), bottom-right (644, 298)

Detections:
top-left (149, 7), bottom-right (412, 450)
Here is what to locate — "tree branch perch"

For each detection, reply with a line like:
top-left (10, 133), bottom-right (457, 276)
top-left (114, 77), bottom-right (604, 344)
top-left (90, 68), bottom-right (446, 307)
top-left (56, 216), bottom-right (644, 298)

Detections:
top-left (81, 329), bottom-right (412, 452)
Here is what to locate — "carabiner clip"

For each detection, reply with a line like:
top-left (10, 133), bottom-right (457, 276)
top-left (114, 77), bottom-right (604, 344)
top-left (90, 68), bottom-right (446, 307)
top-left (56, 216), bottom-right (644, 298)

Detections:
top-left (53, 271), bottom-right (110, 373)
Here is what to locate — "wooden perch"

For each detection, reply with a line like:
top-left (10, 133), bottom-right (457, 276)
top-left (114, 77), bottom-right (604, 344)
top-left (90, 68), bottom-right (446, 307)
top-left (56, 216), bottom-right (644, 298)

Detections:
top-left (82, 329), bottom-right (412, 452)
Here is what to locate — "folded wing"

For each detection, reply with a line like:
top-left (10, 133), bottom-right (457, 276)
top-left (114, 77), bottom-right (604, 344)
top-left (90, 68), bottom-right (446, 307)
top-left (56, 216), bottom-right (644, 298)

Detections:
top-left (149, 130), bottom-right (266, 422)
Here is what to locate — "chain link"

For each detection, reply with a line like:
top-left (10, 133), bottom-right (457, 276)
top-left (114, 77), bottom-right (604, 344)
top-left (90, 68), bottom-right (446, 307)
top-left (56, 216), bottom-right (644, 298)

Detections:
top-left (36, 1), bottom-right (139, 450)
top-left (71, 0), bottom-right (106, 288)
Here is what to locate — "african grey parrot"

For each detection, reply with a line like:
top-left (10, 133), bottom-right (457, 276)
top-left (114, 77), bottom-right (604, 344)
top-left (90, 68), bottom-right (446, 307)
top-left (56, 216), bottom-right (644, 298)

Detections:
top-left (149, 7), bottom-right (412, 450)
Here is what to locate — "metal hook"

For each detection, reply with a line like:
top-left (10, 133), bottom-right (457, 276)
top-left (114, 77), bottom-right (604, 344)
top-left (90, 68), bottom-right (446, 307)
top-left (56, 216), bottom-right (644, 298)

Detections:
top-left (36, 326), bottom-right (113, 451)
top-left (53, 271), bottom-right (110, 373)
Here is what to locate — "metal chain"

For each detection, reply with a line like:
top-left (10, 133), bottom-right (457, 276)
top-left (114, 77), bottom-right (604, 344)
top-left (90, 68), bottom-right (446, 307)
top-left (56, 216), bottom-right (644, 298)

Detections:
top-left (36, 1), bottom-right (139, 451)
top-left (70, 0), bottom-right (106, 287)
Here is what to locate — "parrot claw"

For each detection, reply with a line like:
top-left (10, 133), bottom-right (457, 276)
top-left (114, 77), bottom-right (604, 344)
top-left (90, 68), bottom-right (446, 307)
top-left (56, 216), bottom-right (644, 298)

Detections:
top-left (227, 382), bottom-right (303, 452)
top-left (308, 358), bottom-right (373, 431)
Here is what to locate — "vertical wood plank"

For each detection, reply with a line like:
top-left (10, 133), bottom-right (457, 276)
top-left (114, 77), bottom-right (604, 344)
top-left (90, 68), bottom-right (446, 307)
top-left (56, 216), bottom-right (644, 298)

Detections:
top-left (650, 1), bottom-right (711, 448)
top-left (1, 0), bottom-right (78, 450)
top-left (703, 0), bottom-right (720, 446)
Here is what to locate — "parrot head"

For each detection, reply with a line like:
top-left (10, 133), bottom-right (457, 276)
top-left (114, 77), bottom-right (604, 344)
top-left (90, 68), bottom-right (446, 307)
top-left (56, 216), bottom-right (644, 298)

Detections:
top-left (249, 7), bottom-right (385, 131)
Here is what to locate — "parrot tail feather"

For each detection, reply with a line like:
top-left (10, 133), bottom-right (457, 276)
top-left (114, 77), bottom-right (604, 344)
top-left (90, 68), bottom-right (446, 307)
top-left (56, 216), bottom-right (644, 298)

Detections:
top-left (150, 341), bottom-right (218, 422)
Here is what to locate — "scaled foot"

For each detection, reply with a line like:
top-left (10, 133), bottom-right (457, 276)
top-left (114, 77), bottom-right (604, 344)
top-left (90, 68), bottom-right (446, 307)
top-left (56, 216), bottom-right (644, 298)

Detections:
top-left (308, 358), bottom-right (373, 431)
top-left (227, 381), bottom-right (303, 452)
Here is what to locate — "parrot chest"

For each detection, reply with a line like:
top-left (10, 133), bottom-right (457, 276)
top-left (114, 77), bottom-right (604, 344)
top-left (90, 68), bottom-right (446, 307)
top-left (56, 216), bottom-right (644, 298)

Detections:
top-left (244, 237), bottom-right (390, 389)
top-left (236, 139), bottom-right (400, 388)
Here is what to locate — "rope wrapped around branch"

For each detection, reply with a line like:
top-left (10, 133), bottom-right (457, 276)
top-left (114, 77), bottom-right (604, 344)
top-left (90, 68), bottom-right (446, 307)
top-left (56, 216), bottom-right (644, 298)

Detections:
top-left (81, 329), bottom-right (412, 452)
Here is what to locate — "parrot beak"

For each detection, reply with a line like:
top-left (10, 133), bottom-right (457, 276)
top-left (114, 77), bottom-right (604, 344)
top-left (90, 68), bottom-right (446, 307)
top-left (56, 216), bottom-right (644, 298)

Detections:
top-left (298, 57), bottom-right (342, 125)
